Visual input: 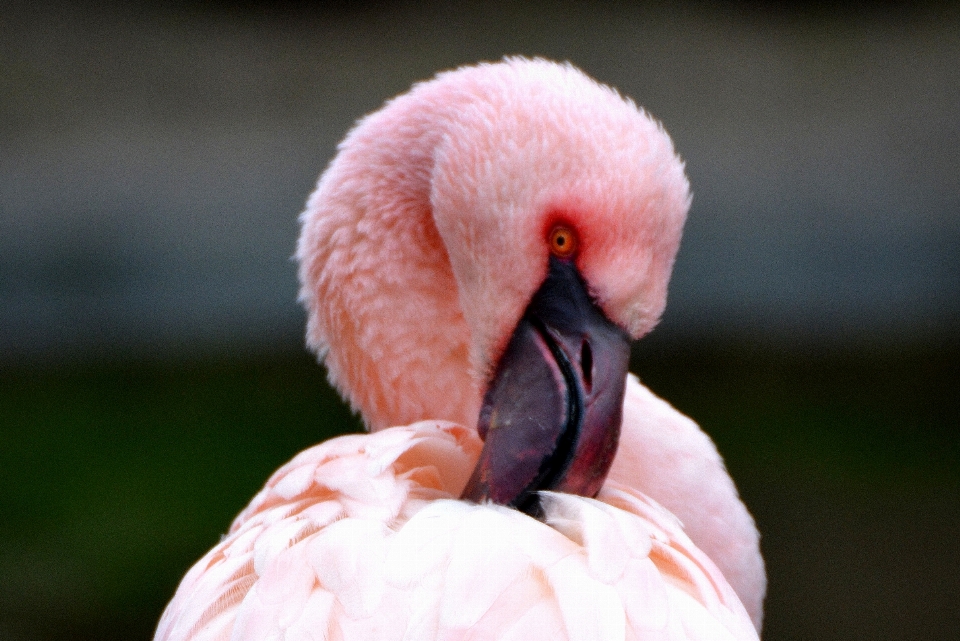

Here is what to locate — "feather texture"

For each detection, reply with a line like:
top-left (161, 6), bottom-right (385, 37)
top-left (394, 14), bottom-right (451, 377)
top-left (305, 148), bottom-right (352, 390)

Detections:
top-left (157, 57), bottom-right (764, 640)
top-left (156, 418), bottom-right (757, 641)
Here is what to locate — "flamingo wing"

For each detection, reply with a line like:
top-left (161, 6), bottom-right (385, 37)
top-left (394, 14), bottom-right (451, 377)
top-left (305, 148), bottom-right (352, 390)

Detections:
top-left (156, 421), bottom-right (757, 641)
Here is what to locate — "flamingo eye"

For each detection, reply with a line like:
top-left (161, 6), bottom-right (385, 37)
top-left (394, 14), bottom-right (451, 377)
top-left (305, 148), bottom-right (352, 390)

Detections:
top-left (548, 225), bottom-right (578, 258)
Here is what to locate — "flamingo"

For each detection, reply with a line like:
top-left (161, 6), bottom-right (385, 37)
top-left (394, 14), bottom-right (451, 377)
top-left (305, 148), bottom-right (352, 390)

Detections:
top-left (155, 58), bottom-right (765, 641)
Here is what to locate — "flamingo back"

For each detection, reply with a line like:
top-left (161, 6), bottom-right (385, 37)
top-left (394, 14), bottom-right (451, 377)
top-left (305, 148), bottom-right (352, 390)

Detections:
top-left (156, 420), bottom-right (757, 641)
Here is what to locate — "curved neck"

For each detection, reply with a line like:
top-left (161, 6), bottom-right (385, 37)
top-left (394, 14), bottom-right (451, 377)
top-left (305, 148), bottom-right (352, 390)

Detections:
top-left (298, 97), bottom-right (480, 431)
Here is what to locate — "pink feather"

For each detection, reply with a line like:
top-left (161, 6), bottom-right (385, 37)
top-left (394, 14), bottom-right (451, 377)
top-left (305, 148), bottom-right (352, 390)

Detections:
top-left (156, 57), bottom-right (765, 640)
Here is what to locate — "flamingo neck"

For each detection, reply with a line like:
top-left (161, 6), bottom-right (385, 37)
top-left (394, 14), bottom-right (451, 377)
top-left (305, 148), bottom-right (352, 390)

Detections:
top-left (297, 97), bottom-right (480, 431)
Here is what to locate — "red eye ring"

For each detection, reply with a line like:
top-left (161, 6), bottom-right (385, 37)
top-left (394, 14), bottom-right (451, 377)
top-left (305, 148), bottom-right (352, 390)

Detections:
top-left (548, 225), bottom-right (578, 258)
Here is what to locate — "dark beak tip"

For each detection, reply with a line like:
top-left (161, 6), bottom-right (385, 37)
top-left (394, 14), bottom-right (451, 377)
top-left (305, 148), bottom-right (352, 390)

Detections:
top-left (461, 257), bottom-right (632, 513)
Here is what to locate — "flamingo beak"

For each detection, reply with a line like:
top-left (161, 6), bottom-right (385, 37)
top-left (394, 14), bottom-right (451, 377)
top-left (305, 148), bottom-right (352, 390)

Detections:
top-left (461, 256), bottom-right (631, 517)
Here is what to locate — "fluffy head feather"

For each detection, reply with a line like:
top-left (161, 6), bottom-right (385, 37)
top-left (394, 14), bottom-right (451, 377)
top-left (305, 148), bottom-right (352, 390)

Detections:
top-left (297, 57), bottom-right (690, 431)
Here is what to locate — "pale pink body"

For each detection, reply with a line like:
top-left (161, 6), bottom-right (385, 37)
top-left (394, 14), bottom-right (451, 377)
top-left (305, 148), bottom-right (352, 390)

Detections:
top-left (156, 58), bottom-right (765, 640)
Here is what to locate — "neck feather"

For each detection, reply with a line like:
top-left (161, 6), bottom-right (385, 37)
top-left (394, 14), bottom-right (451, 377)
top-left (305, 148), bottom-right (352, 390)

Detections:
top-left (297, 97), bottom-right (479, 431)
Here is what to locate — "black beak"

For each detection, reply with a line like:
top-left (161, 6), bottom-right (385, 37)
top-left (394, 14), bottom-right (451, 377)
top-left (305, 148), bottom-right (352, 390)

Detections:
top-left (460, 255), bottom-right (631, 517)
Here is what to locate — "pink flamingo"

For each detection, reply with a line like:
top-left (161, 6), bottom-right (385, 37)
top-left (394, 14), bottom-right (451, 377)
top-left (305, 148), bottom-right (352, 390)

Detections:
top-left (155, 58), bottom-right (765, 641)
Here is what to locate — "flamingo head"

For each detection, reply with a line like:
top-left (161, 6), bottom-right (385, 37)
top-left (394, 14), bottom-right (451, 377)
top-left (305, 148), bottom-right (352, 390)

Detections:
top-left (297, 58), bottom-right (690, 514)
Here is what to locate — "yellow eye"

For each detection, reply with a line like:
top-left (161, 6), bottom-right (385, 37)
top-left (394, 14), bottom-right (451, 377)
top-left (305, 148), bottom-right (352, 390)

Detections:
top-left (548, 225), bottom-right (578, 258)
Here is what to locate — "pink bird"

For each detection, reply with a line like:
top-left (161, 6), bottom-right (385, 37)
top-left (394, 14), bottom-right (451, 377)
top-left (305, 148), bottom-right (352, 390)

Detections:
top-left (155, 58), bottom-right (765, 641)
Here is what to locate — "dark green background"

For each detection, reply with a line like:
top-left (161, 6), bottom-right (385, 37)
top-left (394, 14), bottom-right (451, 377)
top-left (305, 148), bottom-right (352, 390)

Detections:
top-left (3, 1), bottom-right (959, 639)
top-left (3, 340), bottom-right (958, 640)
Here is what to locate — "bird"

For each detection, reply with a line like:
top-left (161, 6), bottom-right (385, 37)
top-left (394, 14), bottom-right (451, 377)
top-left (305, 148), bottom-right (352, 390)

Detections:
top-left (154, 57), bottom-right (765, 641)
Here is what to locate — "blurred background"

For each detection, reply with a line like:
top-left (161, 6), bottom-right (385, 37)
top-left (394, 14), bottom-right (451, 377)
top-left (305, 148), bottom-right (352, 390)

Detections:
top-left (1, 1), bottom-right (958, 639)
